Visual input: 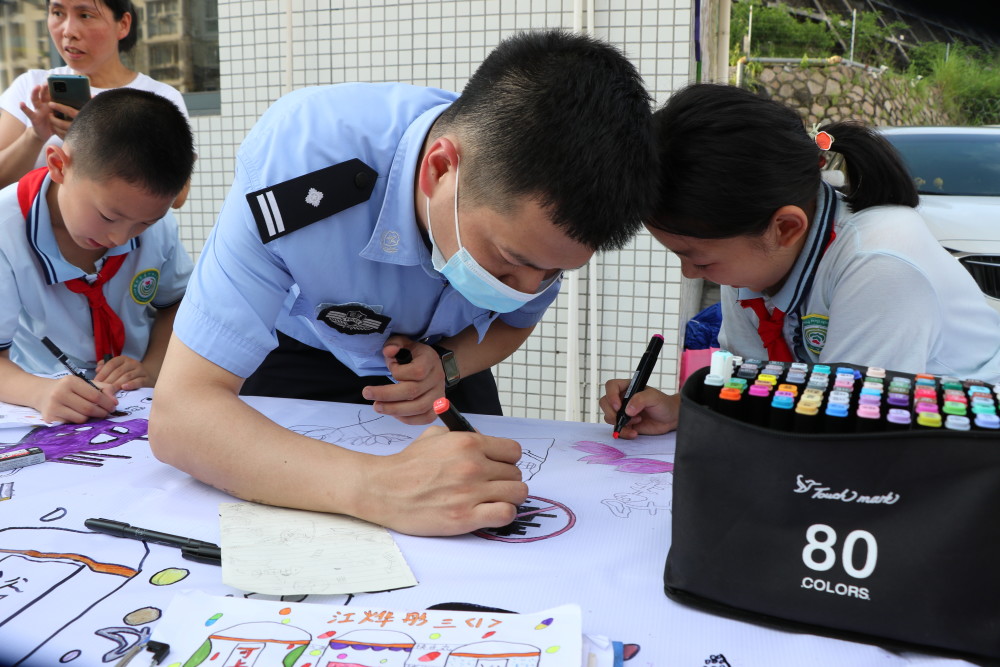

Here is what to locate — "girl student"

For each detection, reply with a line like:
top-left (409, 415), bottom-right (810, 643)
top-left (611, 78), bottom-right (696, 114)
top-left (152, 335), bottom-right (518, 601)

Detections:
top-left (601, 83), bottom-right (1000, 438)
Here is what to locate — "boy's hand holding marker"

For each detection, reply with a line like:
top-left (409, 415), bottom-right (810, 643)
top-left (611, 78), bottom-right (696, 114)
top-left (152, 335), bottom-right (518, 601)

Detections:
top-left (32, 336), bottom-right (118, 423)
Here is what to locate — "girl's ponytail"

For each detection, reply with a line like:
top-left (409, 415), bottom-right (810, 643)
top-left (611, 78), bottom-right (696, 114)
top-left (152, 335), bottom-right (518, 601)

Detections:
top-left (819, 121), bottom-right (918, 211)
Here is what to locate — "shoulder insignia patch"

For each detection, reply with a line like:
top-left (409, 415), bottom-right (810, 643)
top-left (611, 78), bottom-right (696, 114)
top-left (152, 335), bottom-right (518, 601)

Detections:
top-left (247, 158), bottom-right (377, 243)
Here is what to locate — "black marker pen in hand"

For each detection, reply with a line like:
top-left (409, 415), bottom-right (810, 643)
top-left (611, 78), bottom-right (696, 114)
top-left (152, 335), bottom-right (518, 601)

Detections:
top-left (41, 336), bottom-right (100, 390)
top-left (433, 397), bottom-right (476, 432)
top-left (613, 334), bottom-right (664, 439)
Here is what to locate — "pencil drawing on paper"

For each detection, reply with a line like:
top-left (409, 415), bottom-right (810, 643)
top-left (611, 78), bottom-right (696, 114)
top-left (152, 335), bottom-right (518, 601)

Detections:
top-left (600, 478), bottom-right (672, 518)
top-left (290, 410), bottom-right (413, 448)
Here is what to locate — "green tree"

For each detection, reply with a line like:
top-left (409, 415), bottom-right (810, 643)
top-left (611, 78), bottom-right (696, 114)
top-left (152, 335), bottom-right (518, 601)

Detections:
top-left (848, 11), bottom-right (910, 67)
top-left (730, 0), bottom-right (836, 62)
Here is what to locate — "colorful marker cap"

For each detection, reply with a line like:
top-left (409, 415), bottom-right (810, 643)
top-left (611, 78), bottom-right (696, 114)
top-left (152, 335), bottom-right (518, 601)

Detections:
top-left (719, 387), bottom-right (742, 401)
top-left (944, 415), bottom-right (971, 431)
top-left (857, 404), bottom-right (880, 420)
top-left (917, 412), bottom-right (943, 428)
top-left (975, 414), bottom-right (1000, 430)
top-left (887, 408), bottom-right (911, 426)
top-left (771, 394), bottom-right (795, 410)
top-left (942, 401), bottom-right (967, 416)
top-left (886, 393), bottom-right (910, 407)
top-left (825, 403), bottom-right (849, 418)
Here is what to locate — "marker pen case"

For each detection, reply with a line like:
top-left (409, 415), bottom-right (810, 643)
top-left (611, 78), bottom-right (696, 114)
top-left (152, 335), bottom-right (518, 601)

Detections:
top-left (664, 364), bottom-right (1000, 662)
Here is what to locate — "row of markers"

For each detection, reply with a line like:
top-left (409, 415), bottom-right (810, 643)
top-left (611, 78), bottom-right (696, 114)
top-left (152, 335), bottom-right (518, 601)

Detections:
top-left (700, 351), bottom-right (1000, 432)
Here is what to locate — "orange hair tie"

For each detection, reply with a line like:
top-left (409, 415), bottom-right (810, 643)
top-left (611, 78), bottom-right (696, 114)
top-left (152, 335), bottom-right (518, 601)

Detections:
top-left (815, 131), bottom-right (834, 151)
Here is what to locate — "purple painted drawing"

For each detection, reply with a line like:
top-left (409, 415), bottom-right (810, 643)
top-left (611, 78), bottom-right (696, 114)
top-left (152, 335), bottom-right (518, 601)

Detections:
top-left (16, 419), bottom-right (148, 466)
top-left (572, 441), bottom-right (673, 474)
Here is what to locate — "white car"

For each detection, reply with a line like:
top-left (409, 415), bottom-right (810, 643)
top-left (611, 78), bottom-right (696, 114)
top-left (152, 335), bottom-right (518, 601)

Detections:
top-left (880, 126), bottom-right (1000, 313)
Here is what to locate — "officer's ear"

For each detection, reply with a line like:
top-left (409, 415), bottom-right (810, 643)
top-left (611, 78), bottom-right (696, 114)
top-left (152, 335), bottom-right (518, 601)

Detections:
top-left (417, 136), bottom-right (460, 198)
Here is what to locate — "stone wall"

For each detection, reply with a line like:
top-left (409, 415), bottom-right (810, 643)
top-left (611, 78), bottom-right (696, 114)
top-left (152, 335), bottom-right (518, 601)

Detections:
top-left (749, 62), bottom-right (952, 127)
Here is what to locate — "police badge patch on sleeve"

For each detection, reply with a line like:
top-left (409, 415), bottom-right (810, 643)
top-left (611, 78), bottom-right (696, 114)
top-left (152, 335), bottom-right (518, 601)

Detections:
top-left (801, 313), bottom-right (830, 355)
top-left (317, 303), bottom-right (390, 335)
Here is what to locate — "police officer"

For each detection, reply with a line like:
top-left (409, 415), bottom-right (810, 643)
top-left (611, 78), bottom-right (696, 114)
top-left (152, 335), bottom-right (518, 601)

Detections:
top-left (150, 30), bottom-right (657, 537)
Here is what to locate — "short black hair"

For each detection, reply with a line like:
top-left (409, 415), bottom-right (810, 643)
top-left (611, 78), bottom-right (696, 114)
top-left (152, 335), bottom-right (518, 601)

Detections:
top-left (650, 83), bottom-right (916, 239)
top-left (48, 0), bottom-right (138, 53)
top-left (434, 30), bottom-right (657, 252)
top-left (65, 88), bottom-right (194, 198)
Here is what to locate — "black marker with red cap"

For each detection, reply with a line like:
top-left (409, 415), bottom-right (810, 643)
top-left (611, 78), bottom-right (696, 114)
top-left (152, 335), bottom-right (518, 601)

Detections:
top-left (433, 397), bottom-right (476, 432)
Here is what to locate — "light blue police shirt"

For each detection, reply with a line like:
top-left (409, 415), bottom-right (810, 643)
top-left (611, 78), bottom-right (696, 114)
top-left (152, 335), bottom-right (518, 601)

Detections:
top-left (175, 83), bottom-right (561, 378)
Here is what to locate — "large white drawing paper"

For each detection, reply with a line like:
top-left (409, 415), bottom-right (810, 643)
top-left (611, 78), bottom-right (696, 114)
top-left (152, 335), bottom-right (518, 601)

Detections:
top-left (0, 393), bottom-right (980, 667)
top-left (219, 502), bottom-right (418, 595)
top-left (152, 590), bottom-right (582, 667)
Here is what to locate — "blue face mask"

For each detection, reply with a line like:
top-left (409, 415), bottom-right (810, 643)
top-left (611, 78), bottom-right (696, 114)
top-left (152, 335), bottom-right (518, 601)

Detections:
top-left (426, 163), bottom-right (559, 313)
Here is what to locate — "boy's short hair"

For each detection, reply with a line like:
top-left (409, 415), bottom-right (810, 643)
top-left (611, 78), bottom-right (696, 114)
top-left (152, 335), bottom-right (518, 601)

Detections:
top-left (65, 88), bottom-right (195, 199)
top-left (434, 30), bottom-right (657, 252)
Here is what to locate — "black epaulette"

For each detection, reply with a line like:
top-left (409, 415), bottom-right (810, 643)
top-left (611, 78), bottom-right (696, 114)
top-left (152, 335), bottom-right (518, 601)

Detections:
top-left (246, 158), bottom-right (378, 243)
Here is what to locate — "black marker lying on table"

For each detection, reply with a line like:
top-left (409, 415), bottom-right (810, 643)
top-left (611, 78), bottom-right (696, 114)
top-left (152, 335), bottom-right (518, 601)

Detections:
top-left (85, 517), bottom-right (221, 566)
top-left (433, 397), bottom-right (476, 432)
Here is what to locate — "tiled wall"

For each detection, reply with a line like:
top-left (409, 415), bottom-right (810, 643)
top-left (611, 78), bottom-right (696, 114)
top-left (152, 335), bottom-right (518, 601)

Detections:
top-left (177, 0), bottom-right (697, 422)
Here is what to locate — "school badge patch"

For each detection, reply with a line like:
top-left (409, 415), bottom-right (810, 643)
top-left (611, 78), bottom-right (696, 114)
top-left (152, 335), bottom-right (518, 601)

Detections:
top-left (801, 313), bottom-right (829, 355)
top-left (317, 303), bottom-right (389, 335)
top-left (130, 269), bottom-right (159, 305)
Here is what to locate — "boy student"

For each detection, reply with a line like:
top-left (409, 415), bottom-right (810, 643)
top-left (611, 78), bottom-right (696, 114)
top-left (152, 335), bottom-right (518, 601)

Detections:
top-left (0, 88), bottom-right (196, 424)
top-left (150, 30), bottom-right (657, 536)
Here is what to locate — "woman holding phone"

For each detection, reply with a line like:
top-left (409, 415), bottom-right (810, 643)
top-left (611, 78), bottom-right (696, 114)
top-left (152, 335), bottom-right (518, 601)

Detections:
top-left (0, 0), bottom-right (191, 197)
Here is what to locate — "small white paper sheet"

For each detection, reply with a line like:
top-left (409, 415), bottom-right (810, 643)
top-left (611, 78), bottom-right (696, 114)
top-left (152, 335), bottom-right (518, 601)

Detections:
top-left (219, 502), bottom-right (418, 595)
top-left (152, 590), bottom-right (583, 667)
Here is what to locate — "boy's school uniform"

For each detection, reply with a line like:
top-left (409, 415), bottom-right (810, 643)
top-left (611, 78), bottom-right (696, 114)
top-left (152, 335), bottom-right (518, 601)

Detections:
top-left (719, 183), bottom-right (1000, 383)
top-left (0, 173), bottom-right (193, 375)
top-left (175, 83), bottom-right (560, 380)
top-left (0, 66), bottom-right (192, 171)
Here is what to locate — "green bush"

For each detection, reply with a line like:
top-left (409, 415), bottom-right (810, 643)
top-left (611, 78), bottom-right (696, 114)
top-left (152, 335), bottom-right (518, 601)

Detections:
top-left (911, 42), bottom-right (1000, 125)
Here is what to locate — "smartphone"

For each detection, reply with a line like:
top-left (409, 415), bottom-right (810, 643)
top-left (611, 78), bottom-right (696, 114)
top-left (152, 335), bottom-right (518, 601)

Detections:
top-left (47, 74), bottom-right (91, 120)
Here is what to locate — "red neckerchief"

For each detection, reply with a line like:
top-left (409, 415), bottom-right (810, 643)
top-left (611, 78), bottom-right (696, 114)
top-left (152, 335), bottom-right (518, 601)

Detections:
top-left (18, 167), bottom-right (127, 359)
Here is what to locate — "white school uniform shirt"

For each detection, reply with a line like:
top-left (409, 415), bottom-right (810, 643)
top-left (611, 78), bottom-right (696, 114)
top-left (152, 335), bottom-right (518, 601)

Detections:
top-left (175, 82), bottom-right (560, 379)
top-left (719, 183), bottom-right (1000, 383)
top-left (0, 173), bottom-right (193, 375)
top-left (0, 66), bottom-right (192, 170)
